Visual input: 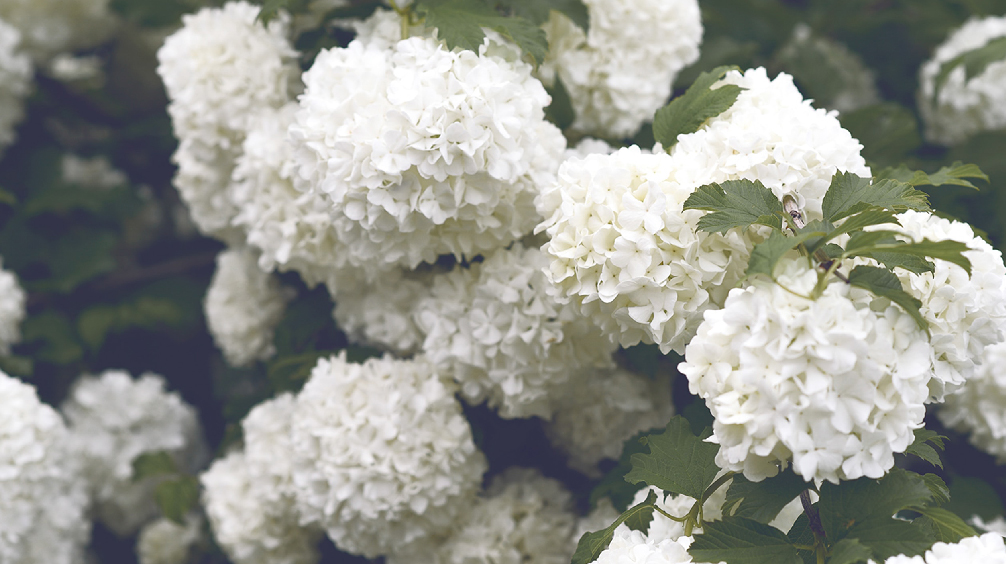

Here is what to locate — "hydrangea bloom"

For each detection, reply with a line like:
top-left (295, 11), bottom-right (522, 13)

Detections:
top-left (879, 533), bottom-right (1006, 564)
top-left (536, 145), bottom-right (749, 354)
top-left (918, 16), bottom-right (1006, 145)
top-left (0, 258), bottom-right (26, 354)
top-left (939, 341), bottom-right (1006, 462)
top-left (415, 243), bottom-right (616, 418)
top-left (290, 32), bottom-right (564, 269)
top-left (540, 0), bottom-right (702, 138)
top-left (592, 525), bottom-right (698, 564)
top-left (679, 259), bottom-right (934, 483)
top-left (666, 67), bottom-right (871, 221)
top-left (0, 0), bottom-right (115, 61)
top-left (0, 371), bottom-right (90, 564)
top-left (60, 370), bottom-right (208, 535)
top-left (332, 268), bottom-right (432, 355)
top-left (205, 247), bottom-right (293, 367)
top-left (290, 353), bottom-right (487, 558)
top-left (0, 19), bottom-right (31, 158)
top-left (136, 514), bottom-right (204, 564)
top-left (545, 367), bottom-right (673, 475)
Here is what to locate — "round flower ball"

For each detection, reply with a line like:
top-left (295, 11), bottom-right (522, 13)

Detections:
top-left (536, 145), bottom-right (749, 354)
top-left (0, 20), bottom-right (31, 158)
top-left (136, 514), bottom-right (204, 564)
top-left (414, 243), bottom-right (617, 418)
top-left (939, 341), bottom-right (1006, 462)
top-left (679, 259), bottom-right (935, 484)
top-left (290, 352), bottom-right (487, 558)
top-left (289, 31), bottom-right (565, 269)
top-left (60, 370), bottom-right (209, 535)
top-left (918, 15), bottom-right (1006, 146)
top-left (332, 268), bottom-right (432, 355)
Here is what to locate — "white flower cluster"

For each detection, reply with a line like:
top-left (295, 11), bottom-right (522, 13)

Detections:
top-left (940, 341), bottom-right (1006, 462)
top-left (680, 259), bottom-right (934, 484)
top-left (136, 514), bottom-right (204, 564)
top-left (540, 0), bottom-right (702, 138)
top-left (919, 15), bottom-right (1006, 145)
top-left (60, 370), bottom-right (208, 535)
top-left (290, 31), bottom-right (564, 269)
top-left (0, 0), bottom-right (115, 61)
top-left (0, 258), bottom-right (26, 354)
top-left (157, 1), bottom-right (300, 241)
top-left (545, 366), bottom-right (673, 475)
top-left (332, 268), bottom-right (431, 355)
top-left (204, 247), bottom-right (293, 367)
top-left (415, 243), bottom-right (616, 418)
top-left (880, 533), bottom-right (1006, 564)
top-left (290, 353), bottom-right (487, 559)
top-left (0, 371), bottom-right (90, 564)
top-left (202, 394), bottom-right (321, 564)
top-left (0, 19), bottom-right (31, 158)
top-left (537, 145), bottom-right (749, 354)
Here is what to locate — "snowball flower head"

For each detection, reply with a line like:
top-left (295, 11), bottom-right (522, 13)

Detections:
top-left (939, 341), bottom-right (1006, 462)
top-left (879, 532), bottom-right (1006, 563)
top-left (290, 353), bottom-right (487, 558)
top-left (415, 243), bottom-right (616, 418)
top-left (540, 0), bottom-right (702, 138)
top-left (205, 247), bottom-right (293, 367)
top-left (333, 268), bottom-right (431, 355)
top-left (680, 259), bottom-right (935, 484)
top-left (667, 67), bottom-right (871, 221)
top-left (592, 525), bottom-right (697, 564)
top-left (0, 371), bottom-right (90, 564)
top-left (0, 257), bottom-right (27, 354)
top-left (61, 370), bottom-right (208, 535)
top-left (0, 19), bottom-right (31, 158)
top-left (918, 15), bottom-right (1006, 145)
top-left (136, 514), bottom-right (204, 564)
top-left (536, 145), bottom-right (749, 354)
top-left (290, 32), bottom-right (564, 269)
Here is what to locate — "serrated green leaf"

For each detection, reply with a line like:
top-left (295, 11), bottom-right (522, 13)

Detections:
top-left (834, 209), bottom-right (900, 235)
top-left (544, 75), bottom-right (575, 130)
top-left (154, 476), bottom-right (200, 526)
top-left (653, 65), bottom-right (744, 149)
top-left (877, 162), bottom-right (988, 190)
top-left (861, 252), bottom-right (935, 275)
top-left (572, 490), bottom-right (657, 564)
top-left (923, 474), bottom-right (950, 507)
top-left (933, 36), bottom-right (1006, 103)
top-left (844, 518), bottom-right (935, 560)
top-left (493, 0), bottom-right (588, 31)
top-left (131, 451), bottom-right (178, 482)
top-left (821, 173), bottom-right (930, 223)
top-left (725, 469), bottom-right (808, 525)
top-left (945, 477), bottom-right (1006, 522)
top-left (624, 416), bottom-right (720, 499)
top-left (827, 538), bottom-right (873, 564)
top-left (905, 430), bottom-right (946, 469)
top-left (840, 103), bottom-right (921, 166)
top-left (683, 179), bottom-right (785, 234)
top-left (746, 231), bottom-right (818, 279)
top-left (589, 429), bottom-right (652, 511)
top-left (416, 0), bottom-right (548, 64)
top-left (688, 517), bottom-right (801, 564)
top-left (849, 239), bottom-right (972, 276)
top-left (817, 469), bottom-right (935, 542)
top-left (847, 265), bottom-right (927, 331)
top-left (909, 506), bottom-right (978, 543)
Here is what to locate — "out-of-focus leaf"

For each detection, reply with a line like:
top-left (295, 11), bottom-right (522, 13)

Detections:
top-left (590, 428), bottom-right (656, 511)
top-left (840, 103), bottom-right (921, 166)
top-left (21, 311), bottom-right (84, 365)
top-left (132, 451), bottom-right (178, 482)
top-left (944, 476), bottom-right (1006, 522)
top-left (154, 476), bottom-right (200, 525)
top-left (494, 0), bottom-right (589, 31)
top-left (933, 36), bottom-right (1006, 101)
top-left (844, 518), bottom-right (934, 560)
top-left (544, 76), bottom-right (575, 131)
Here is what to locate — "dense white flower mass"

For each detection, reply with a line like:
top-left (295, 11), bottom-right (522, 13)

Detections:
top-left (205, 247), bottom-right (293, 367)
top-left (0, 19), bottom-right (31, 158)
top-left (60, 370), bottom-right (208, 535)
top-left (0, 0), bottom-right (115, 61)
top-left (136, 514), bottom-right (204, 564)
top-left (540, 0), bottom-right (702, 138)
top-left (290, 31), bottom-right (564, 269)
top-left (536, 146), bottom-right (749, 354)
top-left (940, 341), bottom-right (1006, 462)
top-left (333, 268), bottom-right (431, 355)
top-left (0, 371), bottom-right (90, 564)
top-left (0, 258), bottom-right (26, 354)
top-left (290, 353), bottom-right (487, 558)
top-left (666, 67), bottom-right (871, 221)
top-left (415, 243), bottom-right (616, 418)
top-left (880, 533), bottom-right (1006, 563)
top-left (593, 525), bottom-right (697, 564)
top-left (546, 367), bottom-right (673, 475)
top-left (680, 259), bottom-right (934, 484)
top-left (918, 15), bottom-right (1006, 145)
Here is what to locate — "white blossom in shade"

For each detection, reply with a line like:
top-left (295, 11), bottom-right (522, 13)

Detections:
top-left (630, 484), bottom-right (728, 543)
top-left (879, 533), bottom-right (1006, 564)
top-left (46, 53), bottom-right (103, 84)
top-left (0, 258), bottom-right (26, 354)
top-left (564, 137), bottom-right (617, 160)
top-left (545, 367), bottom-right (673, 476)
top-left (414, 243), bottom-right (617, 419)
top-left (61, 153), bottom-right (127, 189)
top-left (0, 0), bottom-right (115, 62)
top-left (170, 139), bottom-right (245, 243)
top-left (0, 19), bottom-right (31, 158)
top-left (666, 67), bottom-right (871, 221)
top-left (290, 31), bottom-right (564, 269)
top-left (0, 371), bottom-right (91, 564)
top-left (332, 268), bottom-right (432, 355)
top-left (290, 352), bottom-right (487, 558)
top-left (205, 247), bottom-right (294, 367)
top-left (539, 0), bottom-right (702, 139)
top-left (60, 370), bottom-right (209, 536)
top-left (536, 145), bottom-right (750, 354)
top-left (940, 341), bottom-right (1006, 462)
top-left (136, 514), bottom-right (204, 564)
top-left (679, 258), bottom-right (935, 484)
top-left (879, 210), bottom-right (1006, 400)
top-left (973, 516), bottom-right (1006, 536)
top-left (918, 16), bottom-right (1006, 146)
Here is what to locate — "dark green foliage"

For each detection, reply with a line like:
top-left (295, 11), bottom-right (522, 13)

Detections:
top-left (653, 66), bottom-right (744, 149)
top-left (725, 470), bottom-right (808, 525)
top-left (415, 0), bottom-right (548, 64)
top-left (624, 416), bottom-right (720, 500)
top-left (682, 179), bottom-right (785, 234)
top-left (154, 476), bottom-right (201, 525)
top-left (131, 451), bottom-right (178, 482)
top-left (689, 518), bottom-right (802, 564)
top-left (933, 36), bottom-right (1006, 100)
top-left (847, 266), bottom-right (927, 330)
top-left (905, 430), bottom-right (947, 469)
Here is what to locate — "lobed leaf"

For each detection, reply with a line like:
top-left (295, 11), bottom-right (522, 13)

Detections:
top-left (905, 430), bottom-right (946, 469)
top-left (922, 474), bottom-right (950, 507)
top-left (415, 0), bottom-right (548, 64)
top-left (724, 469), bottom-right (808, 525)
top-left (877, 162), bottom-right (988, 190)
top-left (624, 416), bottom-right (720, 500)
top-left (844, 518), bottom-right (934, 560)
top-left (909, 507), bottom-right (978, 544)
top-left (846, 265), bottom-right (927, 331)
top-left (817, 469), bottom-right (935, 543)
top-left (589, 429), bottom-right (652, 511)
top-left (827, 538), bottom-right (874, 564)
top-left (689, 517), bottom-right (801, 564)
top-left (683, 179), bottom-right (785, 234)
top-left (653, 65), bottom-right (744, 149)
top-left (933, 36), bottom-right (1006, 103)
top-left (746, 230), bottom-right (819, 279)
top-left (821, 172), bottom-right (930, 223)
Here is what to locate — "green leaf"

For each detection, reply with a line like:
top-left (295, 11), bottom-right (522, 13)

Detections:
top-left (653, 65), bottom-right (744, 149)
top-left (21, 311), bottom-right (84, 365)
top-left (839, 103), bottom-right (921, 166)
top-left (256, 0), bottom-right (309, 24)
top-left (904, 430), bottom-right (946, 469)
top-left (688, 517), bottom-right (801, 564)
top-left (0, 355), bottom-right (33, 377)
top-left (267, 350), bottom-right (333, 394)
top-left (844, 518), bottom-right (934, 560)
top-left (274, 286), bottom-right (336, 355)
top-left (945, 477), bottom-right (1006, 523)
top-left (846, 265), bottom-right (927, 331)
top-left (877, 162), bottom-right (988, 190)
top-left (933, 36), bottom-right (1006, 102)
top-left (850, 239), bottom-right (972, 276)
top-left (544, 75), bottom-right (575, 130)
top-left (827, 538), bottom-right (874, 564)
top-left (861, 252), bottom-right (935, 275)
top-left (683, 179), bottom-right (785, 234)
top-left (30, 229), bottom-right (118, 294)
top-left (725, 469), bottom-right (809, 525)
top-left (923, 474), bottom-right (950, 507)
top-left (817, 469), bottom-right (935, 543)
top-left (572, 490), bottom-right (657, 564)
top-left (131, 451), bottom-right (178, 482)
top-left (154, 476), bottom-right (200, 526)
top-left (909, 506), bottom-right (978, 543)
top-left (589, 429), bottom-right (652, 511)
top-left (821, 172), bottom-right (929, 223)
top-left (833, 209), bottom-right (900, 235)
top-left (415, 0), bottom-right (548, 65)
top-left (624, 416), bottom-right (720, 499)
top-left (746, 231), bottom-right (819, 279)
top-left (493, 0), bottom-right (589, 31)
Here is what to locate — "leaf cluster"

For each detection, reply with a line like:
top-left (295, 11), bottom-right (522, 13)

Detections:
top-left (131, 451), bottom-right (200, 525)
